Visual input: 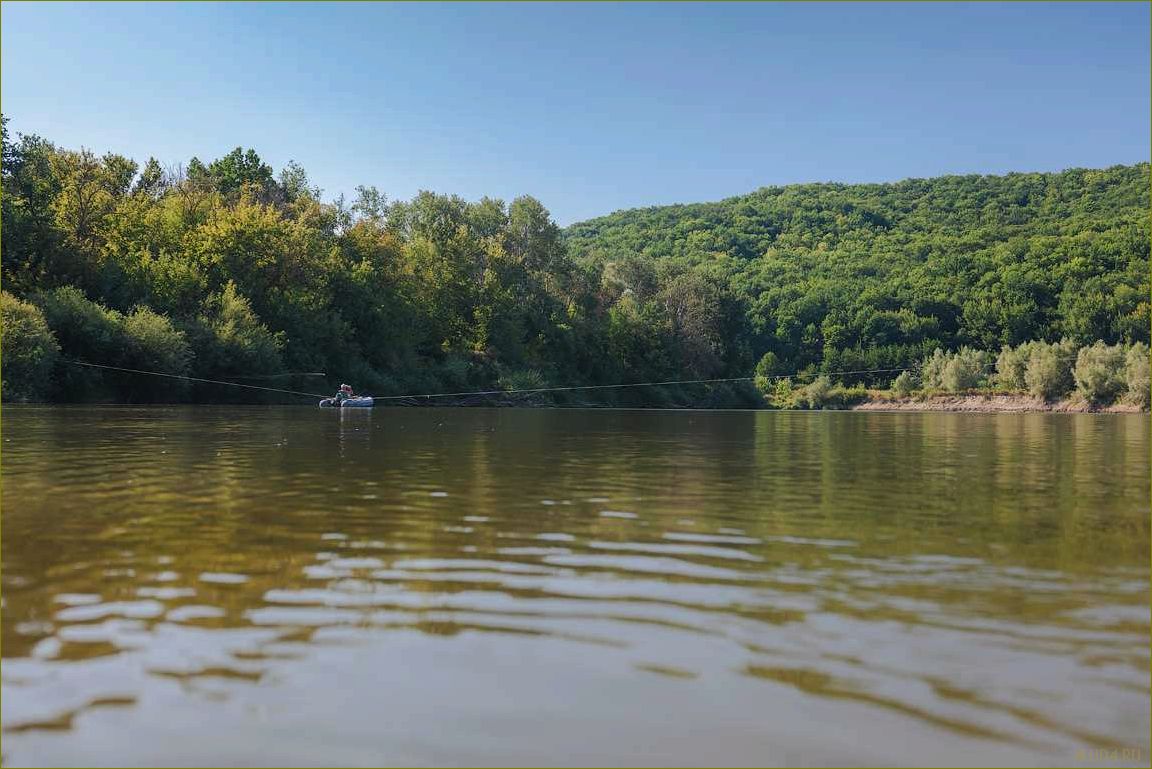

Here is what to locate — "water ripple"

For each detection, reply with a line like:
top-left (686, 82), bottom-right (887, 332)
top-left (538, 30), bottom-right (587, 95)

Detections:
top-left (2, 407), bottom-right (1148, 766)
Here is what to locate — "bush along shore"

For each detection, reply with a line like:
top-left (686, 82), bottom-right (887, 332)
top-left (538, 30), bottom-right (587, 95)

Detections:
top-left (756, 341), bottom-right (1149, 412)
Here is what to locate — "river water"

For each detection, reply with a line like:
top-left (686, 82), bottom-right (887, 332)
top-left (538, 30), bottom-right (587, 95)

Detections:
top-left (1, 407), bottom-right (1148, 767)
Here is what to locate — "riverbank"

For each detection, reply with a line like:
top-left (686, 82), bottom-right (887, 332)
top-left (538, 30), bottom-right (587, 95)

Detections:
top-left (852, 393), bottom-right (1147, 414)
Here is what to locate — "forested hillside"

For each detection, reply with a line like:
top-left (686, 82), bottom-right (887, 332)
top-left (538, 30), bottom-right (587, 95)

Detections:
top-left (566, 164), bottom-right (1150, 384)
top-left (2, 114), bottom-right (1148, 404)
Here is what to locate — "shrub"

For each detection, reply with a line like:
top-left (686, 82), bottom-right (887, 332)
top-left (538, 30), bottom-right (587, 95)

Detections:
top-left (794, 377), bottom-right (867, 410)
top-left (920, 349), bottom-right (948, 390)
top-left (755, 351), bottom-right (782, 379)
top-left (117, 307), bottom-right (192, 402)
top-left (498, 368), bottom-right (547, 393)
top-left (891, 370), bottom-right (916, 397)
top-left (799, 375), bottom-right (833, 409)
top-left (1124, 342), bottom-right (1149, 408)
top-left (1, 291), bottom-right (60, 401)
top-left (921, 347), bottom-right (990, 392)
top-left (828, 383), bottom-right (868, 408)
top-left (754, 354), bottom-right (786, 400)
top-left (1073, 342), bottom-right (1127, 405)
top-left (195, 281), bottom-right (283, 376)
top-left (1024, 339), bottom-right (1078, 400)
top-left (941, 347), bottom-right (990, 392)
top-left (995, 342), bottom-right (1034, 391)
top-left (32, 286), bottom-right (122, 362)
top-left (496, 368), bottom-right (550, 403)
top-left (120, 307), bottom-right (191, 374)
top-left (440, 354), bottom-right (474, 389)
top-left (32, 286), bottom-right (124, 400)
top-left (765, 377), bottom-right (797, 409)
top-left (31, 286), bottom-right (193, 401)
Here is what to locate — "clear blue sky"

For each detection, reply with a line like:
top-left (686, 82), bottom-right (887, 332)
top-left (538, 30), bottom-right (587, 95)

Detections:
top-left (2, 2), bottom-right (1148, 225)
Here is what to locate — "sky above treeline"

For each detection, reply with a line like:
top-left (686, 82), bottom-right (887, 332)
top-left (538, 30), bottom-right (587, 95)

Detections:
top-left (2, 1), bottom-right (1149, 225)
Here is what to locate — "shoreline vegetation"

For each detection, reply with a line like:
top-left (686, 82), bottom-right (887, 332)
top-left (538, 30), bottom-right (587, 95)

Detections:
top-left (1, 117), bottom-right (1148, 410)
top-left (753, 341), bottom-right (1149, 413)
top-left (852, 394), bottom-right (1145, 414)
top-left (4, 393), bottom-right (1142, 414)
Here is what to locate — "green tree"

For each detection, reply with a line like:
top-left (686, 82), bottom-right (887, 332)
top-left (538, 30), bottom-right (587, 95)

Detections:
top-left (1, 126), bottom-right (64, 289)
top-left (891, 370), bottom-right (915, 397)
top-left (1, 290), bottom-right (60, 400)
top-left (133, 157), bottom-right (167, 199)
top-left (995, 342), bottom-right (1033, 391)
top-left (1025, 340), bottom-right (1078, 400)
top-left (1125, 342), bottom-right (1149, 408)
top-left (208, 147), bottom-right (274, 199)
top-left (1073, 342), bottom-right (1127, 405)
top-left (120, 307), bottom-right (192, 377)
top-left (196, 280), bottom-right (281, 367)
top-left (941, 347), bottom-right (990, 392)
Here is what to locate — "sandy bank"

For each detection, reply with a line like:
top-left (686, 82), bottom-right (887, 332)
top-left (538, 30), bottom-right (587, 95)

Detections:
top-left (852, 394), bottom-right (1147, 414)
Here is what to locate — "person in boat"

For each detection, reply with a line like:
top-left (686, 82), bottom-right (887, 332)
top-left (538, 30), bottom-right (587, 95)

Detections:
top-left (334, 383), bottom-right (355, 405)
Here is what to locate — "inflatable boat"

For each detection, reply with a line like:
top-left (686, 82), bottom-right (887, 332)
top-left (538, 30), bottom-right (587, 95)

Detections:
top-left (318, 396), bottom-right (375, 408)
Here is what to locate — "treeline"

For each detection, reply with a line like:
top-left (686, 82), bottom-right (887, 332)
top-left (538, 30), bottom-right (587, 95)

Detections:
top-left (2, 117), bottom-right (763, 406)
top-left (1, 115), bottom-right (1148, 406)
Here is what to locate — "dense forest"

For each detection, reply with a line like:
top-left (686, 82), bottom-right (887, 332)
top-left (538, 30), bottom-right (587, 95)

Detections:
top-left (567, 163), bottom-right (1149, 381)
top-left (2, 116), bottom-right (1148, 406)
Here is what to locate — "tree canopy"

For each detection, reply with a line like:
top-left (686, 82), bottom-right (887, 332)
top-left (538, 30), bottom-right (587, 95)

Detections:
top-left (2, 115), bottom-right (1147, 404)
top-left (566, 163), bottom-right (1150, 385)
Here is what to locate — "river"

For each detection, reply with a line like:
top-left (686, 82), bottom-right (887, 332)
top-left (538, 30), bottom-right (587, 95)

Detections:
top-left (1, 407), bottom-right (1148, 766)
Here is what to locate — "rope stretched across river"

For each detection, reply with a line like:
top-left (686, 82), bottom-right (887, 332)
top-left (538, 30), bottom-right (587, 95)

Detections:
top-left (62, 359), bottom-right (924, 402)
top-left (63, 360), bottom-right (332, 399)
top-left (370, 369), bottom-right (914, 400)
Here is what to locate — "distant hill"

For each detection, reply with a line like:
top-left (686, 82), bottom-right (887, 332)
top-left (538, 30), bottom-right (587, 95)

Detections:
top-left (564, 164), bottom-right (1149, 382)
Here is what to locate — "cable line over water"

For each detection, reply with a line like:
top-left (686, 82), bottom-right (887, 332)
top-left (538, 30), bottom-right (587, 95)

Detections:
top-left (370, 369), bottom-right (914, 401)
top-left (62, 360), bottom-right (332, 399)
top-left (62, 359), bottom-right (939, 403)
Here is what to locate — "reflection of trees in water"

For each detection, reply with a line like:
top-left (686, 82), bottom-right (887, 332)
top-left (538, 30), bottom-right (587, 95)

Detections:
top-left (2, 408), bottom-right (1149, 752)
top-left (745, 412), bottom-right (1151, 569)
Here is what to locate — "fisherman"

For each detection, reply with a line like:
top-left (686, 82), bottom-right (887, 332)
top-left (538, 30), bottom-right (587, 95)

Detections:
top-left (334, 383), bottom-right (355, 405)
